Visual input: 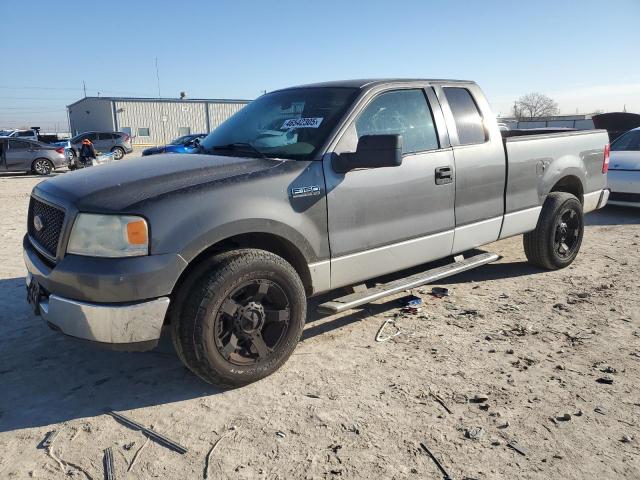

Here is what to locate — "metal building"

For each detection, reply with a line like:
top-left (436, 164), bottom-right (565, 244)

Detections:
top-left (67, 97), bottom-right (250, 145)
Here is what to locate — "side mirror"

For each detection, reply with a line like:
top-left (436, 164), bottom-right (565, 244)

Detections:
top-left (332, 134), bottom-right (402, 174)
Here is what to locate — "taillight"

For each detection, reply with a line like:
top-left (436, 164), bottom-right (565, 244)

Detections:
top-left (602, 143), bottom-right (610, 174)
top-left (55, 147), bottom-right (65, 154)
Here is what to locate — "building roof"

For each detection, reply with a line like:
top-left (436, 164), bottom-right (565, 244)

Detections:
top-left (67, 96), bottom-right (251, 108)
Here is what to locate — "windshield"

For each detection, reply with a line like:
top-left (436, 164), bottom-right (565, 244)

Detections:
top-left (611, 129), bottom-right (640, 151)
top-left (0, 130), bottom-right (12, 136)
top-left (170, 135), bottom-right (192, 145)
top-left (200, 87), bottom-right (359, 160)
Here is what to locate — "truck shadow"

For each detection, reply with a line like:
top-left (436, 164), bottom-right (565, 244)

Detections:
top-left (0, 276), bottom-right (218, 433)
top-left (586, 205), bottom-right (640, 226)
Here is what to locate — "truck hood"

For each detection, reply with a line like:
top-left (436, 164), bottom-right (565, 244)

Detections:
top-left (610, 151), bottom-right (640, 171)
top-left (35, 153), bottom-right (284, 211)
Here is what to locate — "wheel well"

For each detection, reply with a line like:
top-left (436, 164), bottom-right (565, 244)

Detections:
top-left (550, 176), bottom-right (583, 203)
top-left (111, 146), bottom-right (124, 151)
top-left (170, 233), bottom-right (313, 311)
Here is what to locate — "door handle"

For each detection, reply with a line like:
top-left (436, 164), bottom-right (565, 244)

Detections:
top-left (435, 166), bottom-right (453, 185)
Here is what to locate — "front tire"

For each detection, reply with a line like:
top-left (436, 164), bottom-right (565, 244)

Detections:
top-left (31, 158), bottom-right (53, 175)
top-left (523, 192), bottom-right (584, 270)
top-left (172, 249), bottom-right (306, 387)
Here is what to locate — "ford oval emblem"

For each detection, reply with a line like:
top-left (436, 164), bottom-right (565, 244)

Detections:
top-left (33, 215), bottom-right (44, 232)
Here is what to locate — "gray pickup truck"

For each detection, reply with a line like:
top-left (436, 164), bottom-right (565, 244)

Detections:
top-left (24, 79), bottom-right (610, 386)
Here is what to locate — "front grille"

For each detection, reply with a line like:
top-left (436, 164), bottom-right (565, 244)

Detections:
top-left (609, 192), bottom-right (640, 203)
top-left (28, 197), bottom-right (66, 258)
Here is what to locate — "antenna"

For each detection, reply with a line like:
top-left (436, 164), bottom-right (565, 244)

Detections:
top-left (83, 80), bottom-right (87, 97)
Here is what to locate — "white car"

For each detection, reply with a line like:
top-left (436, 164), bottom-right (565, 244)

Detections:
top-left (0, 129), bottom-right (39, 141)
top-left (607, 127), bottom-right (640, 207)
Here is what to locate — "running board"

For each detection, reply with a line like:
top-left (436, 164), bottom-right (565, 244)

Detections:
top-left (317, 252), bottom-right (500, 314)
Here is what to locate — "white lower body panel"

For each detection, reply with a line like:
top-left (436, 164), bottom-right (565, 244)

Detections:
top-left (499, 206), bottom-right (542, 239)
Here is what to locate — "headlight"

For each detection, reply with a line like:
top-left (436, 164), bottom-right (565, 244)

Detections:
top-left (67, 213), bottom-right (149, 257)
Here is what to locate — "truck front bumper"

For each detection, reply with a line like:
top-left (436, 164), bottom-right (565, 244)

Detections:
top-left (27, 271), bottom-right (169, 349)
top-left (23, 234), bottom-right (186, 350)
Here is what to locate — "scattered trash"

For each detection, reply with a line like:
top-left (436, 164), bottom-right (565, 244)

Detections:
top-left (453, 393), bottom-right (468, 404)
top-left (429, 391), bottom-right (453, 414)
top-left (498, 421), bottom-right (510, 429)
top-left (621, 435), bottom-right (633, 443)
top-left (204, 428), bottom-right (237, 479)
top-left (39, 430), bottom-right (59, 449)
top-left (430, 287), bottom-right (450, 298)
top-left (601, 366), bottom-right (617, 374)
top-left (555, 413), bottom-right (571, 422)
top-left (420, 442), bottom-right (453, 480)
top-left (470, 394), bottom-right (488, 404)
top-left (276, 431), bottom-right (286, 438)
top-left (465, 426), bottom-right (484, 440)
top-left (596, 375), bottom-right (614, 385)
top-left (305, 393), bottom-right (321, 399)
top-left (507, 441), bottom-right (527, 456)
top-left (375, 319), bottom-right (402, 342)
top-left (401, 295), bottom-right (422, 307)
top-left (108, 410), bottom-right (188, 454)
top-left (506, 349), bottom-right (515, 355)
top-left (103, 447), bottom-right (116, 480)
top-left (127, 438), bottom-right (149, 474)
top-left (594, 406), bottom-right (606, 415)
top-left (123, 441), bottom-right (135, 451)
top-left (479, 404), bottom-right (490, 411)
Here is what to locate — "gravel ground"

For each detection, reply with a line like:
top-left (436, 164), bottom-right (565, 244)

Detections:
top-left (0, 172), bottom-right (638, 480)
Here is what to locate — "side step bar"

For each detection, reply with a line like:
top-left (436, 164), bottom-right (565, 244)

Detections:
top-left (317, 252), bottom-right (500, 314)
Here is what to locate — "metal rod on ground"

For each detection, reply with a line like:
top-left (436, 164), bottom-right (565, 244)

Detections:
top-left (108, 411), bottom-right (188, 454)
top-left (103, 447), bottom-right (116, 480)
top-left (420, 442), bottom-right (453, 480)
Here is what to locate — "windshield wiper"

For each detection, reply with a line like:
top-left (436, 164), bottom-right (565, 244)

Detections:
top-left (208, 142), bottom-right (266, 159)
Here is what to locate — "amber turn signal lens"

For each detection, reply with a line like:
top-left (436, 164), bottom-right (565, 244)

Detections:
top-left (126, 220), bottom-right (148, 245)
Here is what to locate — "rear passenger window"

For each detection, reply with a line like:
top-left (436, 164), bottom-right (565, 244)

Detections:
top-left (443, 87), bottom-right (486, 145)
top-left (9, 140), bottom-right (31, 149)
top-left (355, 89), bottom-right (439, 154)
top-left (98, 133), bottom-right (114, 140)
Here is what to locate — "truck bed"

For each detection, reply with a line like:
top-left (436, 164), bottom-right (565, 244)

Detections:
top-left (501, 129), bottom-right (609, 215)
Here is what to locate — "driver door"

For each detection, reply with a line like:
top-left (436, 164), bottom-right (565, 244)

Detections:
top-left (6, 140), bottom-right (33, 171)
top-left (324, 87), bottom-right (456, 289)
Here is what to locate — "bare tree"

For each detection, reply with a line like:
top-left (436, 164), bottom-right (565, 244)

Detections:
top-left (512, 93), bottom-right (559, 120)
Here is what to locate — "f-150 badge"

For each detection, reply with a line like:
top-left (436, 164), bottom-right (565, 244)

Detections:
top-left (291, 185), bottom-right (321, 198)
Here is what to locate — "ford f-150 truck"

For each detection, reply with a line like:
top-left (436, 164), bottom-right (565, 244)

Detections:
top-left (23, 79), bottom-right (611, 386)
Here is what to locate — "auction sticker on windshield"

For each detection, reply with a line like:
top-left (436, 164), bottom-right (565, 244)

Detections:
top-left (282, 118), bottom-right (323, 129)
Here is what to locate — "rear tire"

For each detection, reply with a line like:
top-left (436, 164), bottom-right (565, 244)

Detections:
top-left (111, 147), bottom-right (125, 160)
top-left (523, 192), bottom-right (584, 270)
top-left (31, 158), bottom-right (53, 175)
top-left (172, 249), bottom-right (306, 387)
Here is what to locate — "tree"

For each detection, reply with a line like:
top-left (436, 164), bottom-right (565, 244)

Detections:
top-left (512, 93), bottom-right (559, 120)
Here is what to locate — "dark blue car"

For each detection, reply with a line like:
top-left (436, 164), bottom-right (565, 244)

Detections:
top-left (141, 133), bottom-right (207, 156)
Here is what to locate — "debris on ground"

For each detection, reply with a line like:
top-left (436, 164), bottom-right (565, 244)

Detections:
top-left (108, 410), bottom-right (188, 454)
top-left (419, 442), bottom-right (453, 480)
top-left (375, 318), bottom-right (402, 342)
top-left (103, 447), bottom-right (115, 480)
top-left (430, 287), bottom-right (450, 298)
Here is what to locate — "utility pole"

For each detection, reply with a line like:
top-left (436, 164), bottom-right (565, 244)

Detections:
top-left (83, 80), bottom-right (87, 98)
top-left (155, 57), bottom-right (167, 146)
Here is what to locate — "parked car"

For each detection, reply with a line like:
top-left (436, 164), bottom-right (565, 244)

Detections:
top-left (141, 133), bottom-right (206, 156)
top-left (24, 79), bottom-right (610, 387)
top-left (66, 131), bottom-right (133, 164)
top-left (0, 138), bottom-right (66, 175)
top-left (0, 129), bottom-right (39, 142)
top-left (607, 127), bottom-right (640, 207)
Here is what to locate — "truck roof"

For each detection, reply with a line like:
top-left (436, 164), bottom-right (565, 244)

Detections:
top-left (278, 78), bottom-right (476, 91)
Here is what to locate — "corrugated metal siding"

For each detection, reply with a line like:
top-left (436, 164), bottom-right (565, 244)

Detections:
top-left (208, 102), bottom-right (246, 129)
top-left (115, 101), bottom-right (209, 145)
top-left (67, 98), bottom-right (115, 135)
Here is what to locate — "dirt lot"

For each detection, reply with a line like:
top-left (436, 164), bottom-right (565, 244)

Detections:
top-left (0, 173), bottom-right (638, 480)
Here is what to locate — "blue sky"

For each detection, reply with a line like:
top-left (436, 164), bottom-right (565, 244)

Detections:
top-left (2, 0), bottom-right (639, 131)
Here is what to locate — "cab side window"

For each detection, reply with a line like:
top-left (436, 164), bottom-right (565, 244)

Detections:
top-left (353, 89), bottom-right (439, 154)
top-left (443, 87), bottom-right (486, 145)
